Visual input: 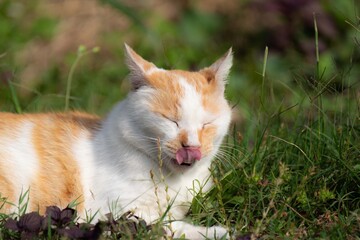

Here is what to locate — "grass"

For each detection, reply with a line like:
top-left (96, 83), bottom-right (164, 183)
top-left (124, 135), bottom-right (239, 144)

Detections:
top-left (206, 112), bottom-right (359, 238)
top-left (195, 17), bottom-right (359, 238)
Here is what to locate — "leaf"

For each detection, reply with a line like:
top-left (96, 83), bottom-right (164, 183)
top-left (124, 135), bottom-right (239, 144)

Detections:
top-left (45, 206), bottom-right (61, 222)
top-left (21, 231), bottom-right (37, 240)
top-left (18, 212), bottom-right (43, 232)
top-left (84, 221), bottom-right (105, 240)
top-left (4, 218), bottom-right (20, 231)
top-left (60, 208), bottom-right (76, 225)
top-left (57, 226), bottom-right (86, 238)
top-left (119, 221), bottom-right (138, 236)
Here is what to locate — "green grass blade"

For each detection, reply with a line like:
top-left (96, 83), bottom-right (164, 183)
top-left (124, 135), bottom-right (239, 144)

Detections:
top-left (6, 79), bottom-right (22, 114)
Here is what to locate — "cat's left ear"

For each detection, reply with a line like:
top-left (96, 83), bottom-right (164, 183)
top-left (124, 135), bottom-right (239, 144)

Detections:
top-left (201, 48), bottom-right (233, 91)
top-left (124, 43), bottom-right (157, 90)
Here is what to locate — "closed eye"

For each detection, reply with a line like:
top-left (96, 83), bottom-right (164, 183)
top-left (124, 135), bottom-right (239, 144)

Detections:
top-left (202, 121), bottom-right (213, 129)
top-left (162, 114), bottom-right (179, 127)
top-left (170, 119), bottom-right (179, 127)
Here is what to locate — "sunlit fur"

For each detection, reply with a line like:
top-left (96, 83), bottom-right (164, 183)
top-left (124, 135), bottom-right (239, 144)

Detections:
top-left (0, 45), bottom-right (233, 239)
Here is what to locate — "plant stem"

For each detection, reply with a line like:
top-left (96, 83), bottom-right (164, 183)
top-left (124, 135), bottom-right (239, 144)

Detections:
top-left (261, 46), bottom-right (269, 103)
top-left (65, 54), bottom-right (82, 111)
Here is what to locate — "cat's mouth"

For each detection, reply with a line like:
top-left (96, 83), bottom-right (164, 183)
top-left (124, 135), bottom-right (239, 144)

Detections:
top-left (172, 147), bottom-right (202, 167)
top-left (181, 162), bottom-right (193, 166)
top-left (172, 158), bottom-right (195, 167)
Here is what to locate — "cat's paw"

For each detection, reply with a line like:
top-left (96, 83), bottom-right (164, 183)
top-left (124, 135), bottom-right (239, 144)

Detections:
top-left (170, 221), bottom-right (229, 239)
top-left (207, 225), bottom-right (229, 239)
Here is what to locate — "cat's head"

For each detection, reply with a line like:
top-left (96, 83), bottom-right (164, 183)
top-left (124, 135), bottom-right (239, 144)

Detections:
top-left (124, 44), bottom-right (232, 172)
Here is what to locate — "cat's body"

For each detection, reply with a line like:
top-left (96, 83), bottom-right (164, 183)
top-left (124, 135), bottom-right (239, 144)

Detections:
top-left (0, 45), bottom-right (233, 239)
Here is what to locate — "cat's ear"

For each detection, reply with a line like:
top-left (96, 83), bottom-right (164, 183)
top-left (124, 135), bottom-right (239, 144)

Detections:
top-left (124, 43), bottom-right (156, 90)
top-left (201, 48), bottom-right (233, 91)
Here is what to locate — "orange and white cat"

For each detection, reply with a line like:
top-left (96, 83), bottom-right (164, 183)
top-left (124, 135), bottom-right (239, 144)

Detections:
top-left (0, 45), bottom-right (233, 239)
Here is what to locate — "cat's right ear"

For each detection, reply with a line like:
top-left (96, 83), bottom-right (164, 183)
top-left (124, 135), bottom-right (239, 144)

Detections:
top-left (124, 43), bottom-right (156, 90)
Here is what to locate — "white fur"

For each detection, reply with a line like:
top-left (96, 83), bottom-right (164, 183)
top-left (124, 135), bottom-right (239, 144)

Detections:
top-left (0, 122), bottom-right (38, 210)
top-left (177, 76), bottom-right (205, 146)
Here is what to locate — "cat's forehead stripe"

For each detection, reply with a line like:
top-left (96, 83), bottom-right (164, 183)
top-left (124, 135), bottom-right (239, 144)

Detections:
top-left (147, 71), bottom-right (184, 118)
top-left (173, 70), bottom-right (221, 114)
top-left (148, 70), bottom-right (221, 115)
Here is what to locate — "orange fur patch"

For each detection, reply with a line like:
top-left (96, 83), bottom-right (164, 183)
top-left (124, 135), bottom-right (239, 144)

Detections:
top-left (0, 112), bottom-right (100, 214)
top-left (147, 71), bottom-right (184, 120)
top-left (198, 125), bottom-right (217, 156)
top-left (31, 112), bottom-right (100, 213)
top-left (0, 154), bottom-right (14, 212)
top-left (165, 129), bottom-right (188, 155)
top-left (147, 69), bottom-right (222, 119)
top-left (178, 130), bottom-right (188, 147)
top-left (0, 112), bottom-right (25, 135)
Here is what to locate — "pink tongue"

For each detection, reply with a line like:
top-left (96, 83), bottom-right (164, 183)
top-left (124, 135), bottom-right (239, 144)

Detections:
top-left (175, 147), bottom-right (202, 165)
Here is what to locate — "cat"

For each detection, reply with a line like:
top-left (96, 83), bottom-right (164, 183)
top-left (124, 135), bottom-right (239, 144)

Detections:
top-left (0, 44), bottom-right (233, 239)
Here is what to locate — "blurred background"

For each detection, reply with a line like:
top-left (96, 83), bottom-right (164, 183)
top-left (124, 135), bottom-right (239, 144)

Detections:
top-left (0, 0), bottom-right (359, 123)
top-left (1, 1), bottom-right (359, 237)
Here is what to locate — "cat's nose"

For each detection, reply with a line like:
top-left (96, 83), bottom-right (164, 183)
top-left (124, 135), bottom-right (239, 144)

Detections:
top-left (183, 130), bottom-right (201, 148)
top-left (181, 142), bottom-right (200, 148)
